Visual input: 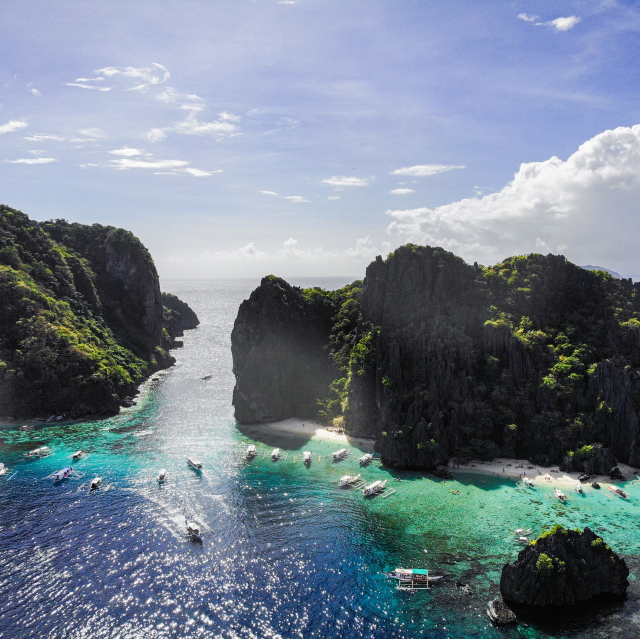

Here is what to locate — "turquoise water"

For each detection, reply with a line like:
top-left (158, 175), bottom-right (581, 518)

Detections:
top-left (1, 279), bottom-right (639, 638)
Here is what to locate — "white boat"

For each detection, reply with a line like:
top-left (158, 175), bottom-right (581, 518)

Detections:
top-left (523, 477), bottom-right (534, 487)
top-left (363, 479), bottom-right (387, 496)
top-left (187, 456), bottom-right (202, 470)
top-left (575, 483), bottom-right (583, 494)
top-left (52, 467), bottom-right (74, 482)
top-left (384, 568), bottom-right (442, 583)
top-left (271, 448), bottom-right (280, 460)
top-left (359, 453), bottom-right (373, 465)
top-left (514, 528), bottom-right (531, 535)
top-left (339, 473), bottom-right (361, 486)
top-left (332, 448), bottom-right (349, 460)
top-left (186, 519), bottom-right (202, 541)
top-left (157, 468), bottom-right (168, 482)
top-left (303, 451), bottom-right (312, 464)
top-left (90, 477), bottom-right (102, 490)
top-left (24, 446), bottom-right (51, 458)
top-left (247, 444), bottom-right (257, 458)
top-left (0, 463), bottom-right (7, 476)
top-left (515, 536), bottom-right (529, 545)
top-left (554, 488), bottom-right (566, 502)
top-left (72, 450), bottom-right (84, 460)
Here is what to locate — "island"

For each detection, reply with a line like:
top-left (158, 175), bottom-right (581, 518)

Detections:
top-left (232, 244), bottom-right (640, 470)
top-left (0, 205), bottom-right (198, 420)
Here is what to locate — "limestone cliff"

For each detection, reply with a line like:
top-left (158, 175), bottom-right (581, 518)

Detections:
top-left (500, 525), bottom-right (628, 607)
top-left (0, 206), bottom-right (198, 419)
top-left (231, 245), bottom-right (640, 470)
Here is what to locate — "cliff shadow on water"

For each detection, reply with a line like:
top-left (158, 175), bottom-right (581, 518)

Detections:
top-left (0, 206), bottom-right (199, 421)
top-left (231, 244), bottom-right (640, 472)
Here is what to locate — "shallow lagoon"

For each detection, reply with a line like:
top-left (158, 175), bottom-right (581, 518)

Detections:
top-left (1, 279), bottom-right (639, 638)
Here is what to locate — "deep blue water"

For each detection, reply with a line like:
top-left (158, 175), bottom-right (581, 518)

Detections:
top-left (1, 279), bottom-right (639, 639)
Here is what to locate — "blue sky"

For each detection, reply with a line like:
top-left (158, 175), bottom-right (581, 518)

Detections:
top-left (2, 1), bottom-right (640, 278)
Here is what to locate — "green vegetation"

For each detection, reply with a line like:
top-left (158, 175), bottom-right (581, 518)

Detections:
top-left (0, 205), bottom-right (194, 418)
top-left (536, 553), bottom-right (554, 575)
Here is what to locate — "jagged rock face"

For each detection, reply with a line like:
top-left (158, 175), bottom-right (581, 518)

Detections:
top-left (232, 277), bottom-right (337, 423)
top-left (500, 527), bottom-right (628, 607)
top-left (559, 443), bottom-right (617, 475)
top-left (162, 292), bottom-right (199, 343)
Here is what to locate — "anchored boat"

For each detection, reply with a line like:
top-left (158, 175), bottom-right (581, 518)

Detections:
top-left (51, 467), bottom-right (74, 482)
top-left (271, 448), bottom-right (280, 460)
top-left (384, 568), bottom-right (442, 589)
top-left (591, 481), bottom-right (601, 489)
top-left (303, 451), bottom-right (312, 465)
top-left (332, 448), bottom-right (349, 460)
top-left (554, 488), bottom-right (566, 502)
top-left (90, 477), bottom-right (102, 490)
top-left (24, 446), bottom-right (51, 458)
top-left (185, 519), bottom-right (202, 542)
top-left (363, 479), bottom-right (387, 496)
top-left (187, 456), bottom-right (203, 470)
top-left (72, 450), bottom-right (84, 460)
top-left (609, 485), bottom-right (628, 498)
top-left (359, 453), bottom-right (373, 465)
top-left (575, 483), bottom-right (583, 494)
top-left (158, 468), bottom-right (168, 482)
top-left (339, 473), bottom-right (361, 486)
top-left (523, 477), bottom-right (534, 487)
top-left (247, 444), bottom-right (257, 458)
top-left (0, 463), bottom-right (7, 476)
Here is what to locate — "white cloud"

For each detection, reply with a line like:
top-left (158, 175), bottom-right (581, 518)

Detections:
top-left (0, 119), bottom-right (28, 135)
top-left (321, 176), bottom-right (370, 187)
top-left (384, 123), bottom-right (640, 276)
top-left (175, 112), bottom-right (238, 136)
top-left (182, 168), bottom-right (221, 177)
top-left (219, 112), bottom-right (241, 122)
top-left (75, 77), bottom-right (104, 82)
top-left (327, 196), bottom-right (341, 200)
top-left (538, 16), bottom-right (581, 31)
top-left (96, 63), bottom-right (170, 91)
top-left (110, 158), bottom-right (189, 170)
top-left (147, 128), bottom-right (168, 142)
top-left (344, 236), bottom-right (377, 259)
top-left (79, 128), bottom-right (106, 139)
top-left (109, 147), bottom-right (144, 156)
top-left (28, 150), bottom-right (46, 155)
top-left (23, 133), bottom-right (64, 142)
top-left (284, 238), bottom-right (297, 249)
top-left (260, 190), bottom-right (309, 202)
top-left (30, 88), bottom-right (41, 96)
top-left (390, 164), bottom-right (465, 177)
top-left (517, 13), bottom-right (538, 22)
top-left (6, 157), bottom-right (57, 164)
top-left (391, 188), bottom-right (414, 194)
top-left (66, 83), bottom-right (111, 91)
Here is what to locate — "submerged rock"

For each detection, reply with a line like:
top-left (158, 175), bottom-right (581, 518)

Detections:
top-left (500, 525), bottom-right (628, 607)
top-left (487, 598), bottom-right (516, 625)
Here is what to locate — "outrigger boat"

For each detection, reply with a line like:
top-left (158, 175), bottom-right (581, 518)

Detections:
top-left (72, 450), bottom-right (84, 460)
top-left (89, 477), bottom-right (102, 490)
top-left (384, 568), bottom-right (443, 584)
top-left (0, 463), bottom-right (7, 476)
top-left (609, 485), bottom-right (628, 499)
top-left (332, 448), bottom-right (349, 460)
top-left (303, 451), bottom-right (312, 465)
top-left (591, 481), bottom-right (601, 489)
top-left (363, 479), bottom-right (387, 496)
top-left (187, 456), bottom-right (202, 470)
top-left (359, 453), bottom-right (373, 465)
top-left (52, 467), bottom-right (74, 482)
top-left (271, 448), bottom-right (280, 460)
top-left (523, 477), bottom-right (534, 487)
top-left (554, 488), bottom-right (566, 502)
top-left (24, 446), bottom-right (51, 458)
top-left (515, 536), bottom-right (529, 545)
top-left (514, 528), bottom-right (532, 536)
top-left (575, 483), bottom-right (583, 494)
top-left (185, 519), bottom-right (202, 542)
top-left (157, 468), bottom-right (168, 482)
top-left (339, 473), bottom-right (361, 486)
top-left (247, 444), bottom-right (257, 458)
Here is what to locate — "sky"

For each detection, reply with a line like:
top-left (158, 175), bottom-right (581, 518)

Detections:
top-left (2, 0), bottom-right (640, 279)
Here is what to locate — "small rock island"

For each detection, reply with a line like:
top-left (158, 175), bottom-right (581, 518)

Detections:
top-left (0, 205), bottom-right (198, 420)
top-left (500, 525), bottom-right (629, 607)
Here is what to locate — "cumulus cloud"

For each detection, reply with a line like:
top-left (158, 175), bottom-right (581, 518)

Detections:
top-left (175, 111), bottom-right (239, 136)
top-left (147, 128), bottom-right (168, 142)
top-left (0, 120), bottom-right (28, 135)
top-left (385, 124), bottom-right (640, 275)
top-left (30, 88), bottom-right (41, 96)
top-left (517, 13), bottom-right (538, 22)
top-left (110, 158), bottom-right (189, 170)
top-left (6, 157), bottom-right (57, 164)
top-left (390, 164), bottom-right (464, 177)
top-left (321, 176), bottom-right (370, 187)
top-left (391, 188), bottom-right (414, 194)
top-left (79, 128), bottom-right (106, 139)
top-left (96, 63), bottom-right (170, 90)
top-left (260, 190), bottom-right (310, 203)
top-left (538, 16), bottom-right (581, 31)
top-left (182, 168), bottom-right (221, 177)
top-left (109, 147), bottom-right (144, 156)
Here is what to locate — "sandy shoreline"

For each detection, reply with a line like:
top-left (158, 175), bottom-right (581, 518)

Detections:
top-left (240, 417), bottom-right (375, 449)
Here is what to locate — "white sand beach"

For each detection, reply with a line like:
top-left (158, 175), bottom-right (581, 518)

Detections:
top-left (240, 417), bottom-right (375, 449)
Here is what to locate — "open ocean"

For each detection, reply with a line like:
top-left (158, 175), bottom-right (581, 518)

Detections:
top-left (1, 278), bottom-right (639, 639)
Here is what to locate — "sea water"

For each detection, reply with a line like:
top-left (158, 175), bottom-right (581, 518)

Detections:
top-left (0, 279), bottom-right (639, 639)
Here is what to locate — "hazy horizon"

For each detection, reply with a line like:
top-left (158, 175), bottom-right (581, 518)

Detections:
top-left (3, 1), bottom-right (640, 279)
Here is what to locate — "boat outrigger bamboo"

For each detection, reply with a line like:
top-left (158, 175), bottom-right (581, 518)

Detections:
top-left (609, 485), bottom-right (628, 499)
top-left (384, 568), bottom-right (442, 589)
top-left (359, 453), bottom-right (373, 466)
top-left (332, 448), bottom-right (349, 460)
top-left (339, 474), bottom-right (361, 487)
top-left (554, 488), bottom-right (566, 502)
top-left (51, 467), bottom-right (74, 482)
top-left (363, 479), bottom-right (387, 496)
